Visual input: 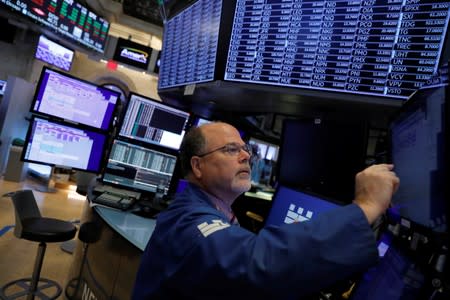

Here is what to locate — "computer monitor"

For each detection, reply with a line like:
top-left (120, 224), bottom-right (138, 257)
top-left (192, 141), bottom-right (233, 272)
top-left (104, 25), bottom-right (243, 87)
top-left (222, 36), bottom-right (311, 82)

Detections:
top-left (22, 117), bottom-right (107, 173)
top-left (31, 67), bottom-right (120, 131)
top-left (102, 139), bottom-right (178, 196)
top-left (265, 185), bottom-right (343, 227)
top-left (277, 118), bottom-right (368, 203)
top-left (224, 0), bottom-right (450, 100)
top-left (118, 93), bottom-right (190, 150)
top-left (0, 79), bottom-right (6, 95)
top-left (35, 35), bottom-right (74, 72)
top-left (249, 137), bottom-right (279, 162)
top-left (158, 0), bottom-right (223, 89)
top-left (390, 82), bottom-right (448, 232)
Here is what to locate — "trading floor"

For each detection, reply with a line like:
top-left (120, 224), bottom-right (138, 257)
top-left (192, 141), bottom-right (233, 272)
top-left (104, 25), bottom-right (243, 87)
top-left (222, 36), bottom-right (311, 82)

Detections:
top-left (0, 176), bottom-right (85, 299)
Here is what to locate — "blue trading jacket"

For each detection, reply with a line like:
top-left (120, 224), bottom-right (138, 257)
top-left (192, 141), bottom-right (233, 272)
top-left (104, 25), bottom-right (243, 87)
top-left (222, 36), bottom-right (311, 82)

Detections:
top-left (132, 183), bottom-right (379, 300)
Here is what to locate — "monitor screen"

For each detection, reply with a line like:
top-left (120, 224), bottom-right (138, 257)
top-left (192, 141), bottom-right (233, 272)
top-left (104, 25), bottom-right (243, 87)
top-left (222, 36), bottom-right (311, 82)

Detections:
top-left (265, 185), bottom-right (342, 227)
top-left (102, 139), bottom-right (178, 195)
top-left (31, 67), bottom-right (119, 131)
top-left (224, 0), bottom-right (450, 100)
top-left (249, 137), bottom-right (279, 161)
top-left (390, 83), bottom-right (448, 232)
top-left (22, 117), bottom-right (107, 173)
top-left (0, 79), bottom-right (6, 95)
top-left (119, 93), bottom-right (190, 150)
top-left (113, 38), bottom-right (153, 70)
top-left (277, 118), bottom-right (368, 202)
top-left (158, 0), bottom-right (223, 89)
top-left (35, 35), bottom-right (74, 72)
top-left (0, 0), bottom-right (109, 52)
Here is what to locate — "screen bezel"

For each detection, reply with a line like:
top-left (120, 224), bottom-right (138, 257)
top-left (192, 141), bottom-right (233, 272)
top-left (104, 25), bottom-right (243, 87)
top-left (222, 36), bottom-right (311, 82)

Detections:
top-left (30, 66), bottom-right (120, 132)
top-left (34, 35), bottom-right (75, 72)
top-left (21, 116), bottom-right (108, 174)
top-left (117, 92), bottom-right (191, 152)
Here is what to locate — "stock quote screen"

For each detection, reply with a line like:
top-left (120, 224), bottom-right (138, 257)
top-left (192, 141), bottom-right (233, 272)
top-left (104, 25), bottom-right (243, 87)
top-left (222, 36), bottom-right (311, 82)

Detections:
top-left (158, 0), bottom-right (222, 89)
top-left (224, 0), bottom-right (450, 99)
top-left (0, 0), bottom-right (109, 52)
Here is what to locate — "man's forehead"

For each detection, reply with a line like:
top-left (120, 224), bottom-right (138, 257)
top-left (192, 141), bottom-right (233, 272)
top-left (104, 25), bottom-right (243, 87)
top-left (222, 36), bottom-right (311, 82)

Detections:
top-left (202, 123), bottom-right (240, 143)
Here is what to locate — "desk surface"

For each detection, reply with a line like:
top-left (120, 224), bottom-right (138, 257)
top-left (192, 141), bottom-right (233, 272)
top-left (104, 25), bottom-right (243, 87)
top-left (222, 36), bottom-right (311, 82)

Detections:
top-left (94, 206), bottom-right (156, 251)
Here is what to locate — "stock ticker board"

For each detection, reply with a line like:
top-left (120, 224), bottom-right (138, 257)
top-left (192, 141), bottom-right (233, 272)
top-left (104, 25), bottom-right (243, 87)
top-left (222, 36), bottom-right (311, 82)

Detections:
top-left (224, 0), bottom-right (450, 99)
top-left (0, 0), bottom-right (109, 52)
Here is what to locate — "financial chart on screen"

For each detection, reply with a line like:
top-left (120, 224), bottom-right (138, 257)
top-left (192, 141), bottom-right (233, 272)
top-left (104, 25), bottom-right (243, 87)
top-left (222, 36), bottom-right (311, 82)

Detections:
top-left (0, 0), bottom-right (109, 52)
top-left (119, 93), bottom-right (190, 150)
top-left (32, 68), bottom-right (119, 131)
top-left (158, 0), bottom-right (222, 89)
top-left (225, 0), bottom-right (450, 99)
top-left (22, 117), bottom-right (107, 172)
top-left (103, 139), bottom-right (178, 195)
top-left (35, 35), bottom-right (74, 72)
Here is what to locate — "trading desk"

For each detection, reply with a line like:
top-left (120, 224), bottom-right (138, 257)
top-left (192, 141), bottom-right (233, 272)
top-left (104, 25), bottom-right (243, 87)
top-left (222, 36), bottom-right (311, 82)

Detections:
top-left (64, 181), bottom-right (156, 300)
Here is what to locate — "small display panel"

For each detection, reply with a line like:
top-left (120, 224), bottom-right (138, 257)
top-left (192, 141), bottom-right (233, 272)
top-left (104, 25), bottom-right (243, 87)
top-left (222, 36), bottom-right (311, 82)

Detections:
top-left (225, 0), bottom-right (450, 99)
top-left (102, 139), bottom-right (178, 195)
top-left (0, 0), bottom-right (109, 52)
top-left (31, 67), bottom-right (119, 131)
top-left (158, 0), bottom-right (222, 89)
top-left (119, 93), bottom-right (190, 150)
top-left (35, 35), bottom-right (74, 72)
top-left (22, 117), bottom-right (107, 173)
top-left (113, 38), bottom-right (153, 70)
top-left (265, 185), bottom-right (342, 227)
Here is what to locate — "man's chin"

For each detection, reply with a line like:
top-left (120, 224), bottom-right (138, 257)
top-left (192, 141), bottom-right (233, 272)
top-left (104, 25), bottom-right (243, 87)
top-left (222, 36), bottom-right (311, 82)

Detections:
top-left (232, 181), bottom-right (251, 194)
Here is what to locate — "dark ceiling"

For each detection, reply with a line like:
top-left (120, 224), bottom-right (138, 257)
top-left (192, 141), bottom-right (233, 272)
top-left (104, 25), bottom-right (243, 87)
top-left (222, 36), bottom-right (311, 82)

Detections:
top-left (121, 0), bottom-right (197, 26)
top-left (122, 0), bottom-right (163, 26)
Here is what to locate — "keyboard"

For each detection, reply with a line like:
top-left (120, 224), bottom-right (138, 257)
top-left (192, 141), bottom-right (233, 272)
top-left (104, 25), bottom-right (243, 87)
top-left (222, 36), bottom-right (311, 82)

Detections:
top-left (92, 192), bottom-right (135, 210)
top-left (93, 184), bottom-right (141, 200)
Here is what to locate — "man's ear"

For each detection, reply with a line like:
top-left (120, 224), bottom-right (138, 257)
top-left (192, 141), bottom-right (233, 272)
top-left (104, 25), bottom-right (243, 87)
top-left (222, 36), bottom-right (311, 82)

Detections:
top-left (191, 156), bottom-right (202, 178)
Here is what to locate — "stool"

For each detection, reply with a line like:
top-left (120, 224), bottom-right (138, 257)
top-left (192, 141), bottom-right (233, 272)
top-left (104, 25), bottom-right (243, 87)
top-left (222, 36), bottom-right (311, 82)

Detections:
top-left (0, 190), bottom-right (77, 300)
top-left (64, 221), bottom-right (101, 300)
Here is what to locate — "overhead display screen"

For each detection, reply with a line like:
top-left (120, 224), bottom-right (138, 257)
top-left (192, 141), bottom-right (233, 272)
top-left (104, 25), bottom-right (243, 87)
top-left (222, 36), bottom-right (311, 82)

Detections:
top-left (35, 35), bottom-right (74, 71)
top-left (158, 0), bottom-right (222, 89)
top-left (0, 0), bottom-right (109, 52)
top-left (225, 0), bottom-right (450, 99)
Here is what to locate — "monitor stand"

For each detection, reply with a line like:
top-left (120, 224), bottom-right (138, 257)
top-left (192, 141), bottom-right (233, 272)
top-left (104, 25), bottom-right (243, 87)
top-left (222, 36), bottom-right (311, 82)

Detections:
top-left (27, 166), bottom-right (57, 193)
top-left (33, 178), bottom-right (57, 193)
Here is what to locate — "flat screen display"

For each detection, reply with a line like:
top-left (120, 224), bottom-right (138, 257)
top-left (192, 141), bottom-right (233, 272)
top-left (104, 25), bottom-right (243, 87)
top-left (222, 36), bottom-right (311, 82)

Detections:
top-left (22, 117), bottom-right (107, 173)
top-left (0, 0), bottom-right (109, 52)
top-left (390, 83), bottom-right (448, 232)
top-left (225, 0), bottom-right (450, 100)
top-left (277, 118), bottom-right (368, 203)
top-left (31, 67), bottom-right (119, 131)
top-left (265, 185), bottom-right (342, 227)
top-left (119, 93), bottom-right (190, 150)
top-left (158, 0), bottom-right (222, 89)
top-left (102, 139), bottom-right (178, 195)
top-left (0, 79), bottom-right (6, 95)
top-left (113, 37), bottom-right (152, 70)
top-left (35, 35), bottom-right (74, 72)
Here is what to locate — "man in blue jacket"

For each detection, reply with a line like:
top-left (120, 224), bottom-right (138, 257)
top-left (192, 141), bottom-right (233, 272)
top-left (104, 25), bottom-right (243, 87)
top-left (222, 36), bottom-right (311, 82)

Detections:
top-left (132, 122), bottom-right (399, 299)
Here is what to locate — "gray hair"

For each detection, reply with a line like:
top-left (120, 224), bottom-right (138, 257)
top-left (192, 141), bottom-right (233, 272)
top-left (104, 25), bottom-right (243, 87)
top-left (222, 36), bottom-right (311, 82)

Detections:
top-left (179, 126), bottom-right (206, 177)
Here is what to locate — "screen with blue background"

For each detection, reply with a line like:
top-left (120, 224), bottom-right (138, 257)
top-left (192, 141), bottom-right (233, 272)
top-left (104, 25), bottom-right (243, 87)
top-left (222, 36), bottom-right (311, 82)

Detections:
top-left (265, 185), bottom-right (342, 226)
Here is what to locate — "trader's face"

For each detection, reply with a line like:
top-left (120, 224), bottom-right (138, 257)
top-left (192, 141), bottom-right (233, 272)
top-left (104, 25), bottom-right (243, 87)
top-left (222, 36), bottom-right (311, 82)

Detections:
top-left (193, 123), bottom-right (251, 201)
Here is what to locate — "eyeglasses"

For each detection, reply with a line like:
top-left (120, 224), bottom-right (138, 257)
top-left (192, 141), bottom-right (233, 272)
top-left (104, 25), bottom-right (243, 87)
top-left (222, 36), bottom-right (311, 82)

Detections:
top-left (197, 143), bottom-right (252, 158)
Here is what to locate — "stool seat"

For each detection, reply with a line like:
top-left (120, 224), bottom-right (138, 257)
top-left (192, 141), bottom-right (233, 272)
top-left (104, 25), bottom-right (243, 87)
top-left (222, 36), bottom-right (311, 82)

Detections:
top-left (21, 217), bottom-right (77, 243)
top-left (1, 190), bottom-right (78, 300)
